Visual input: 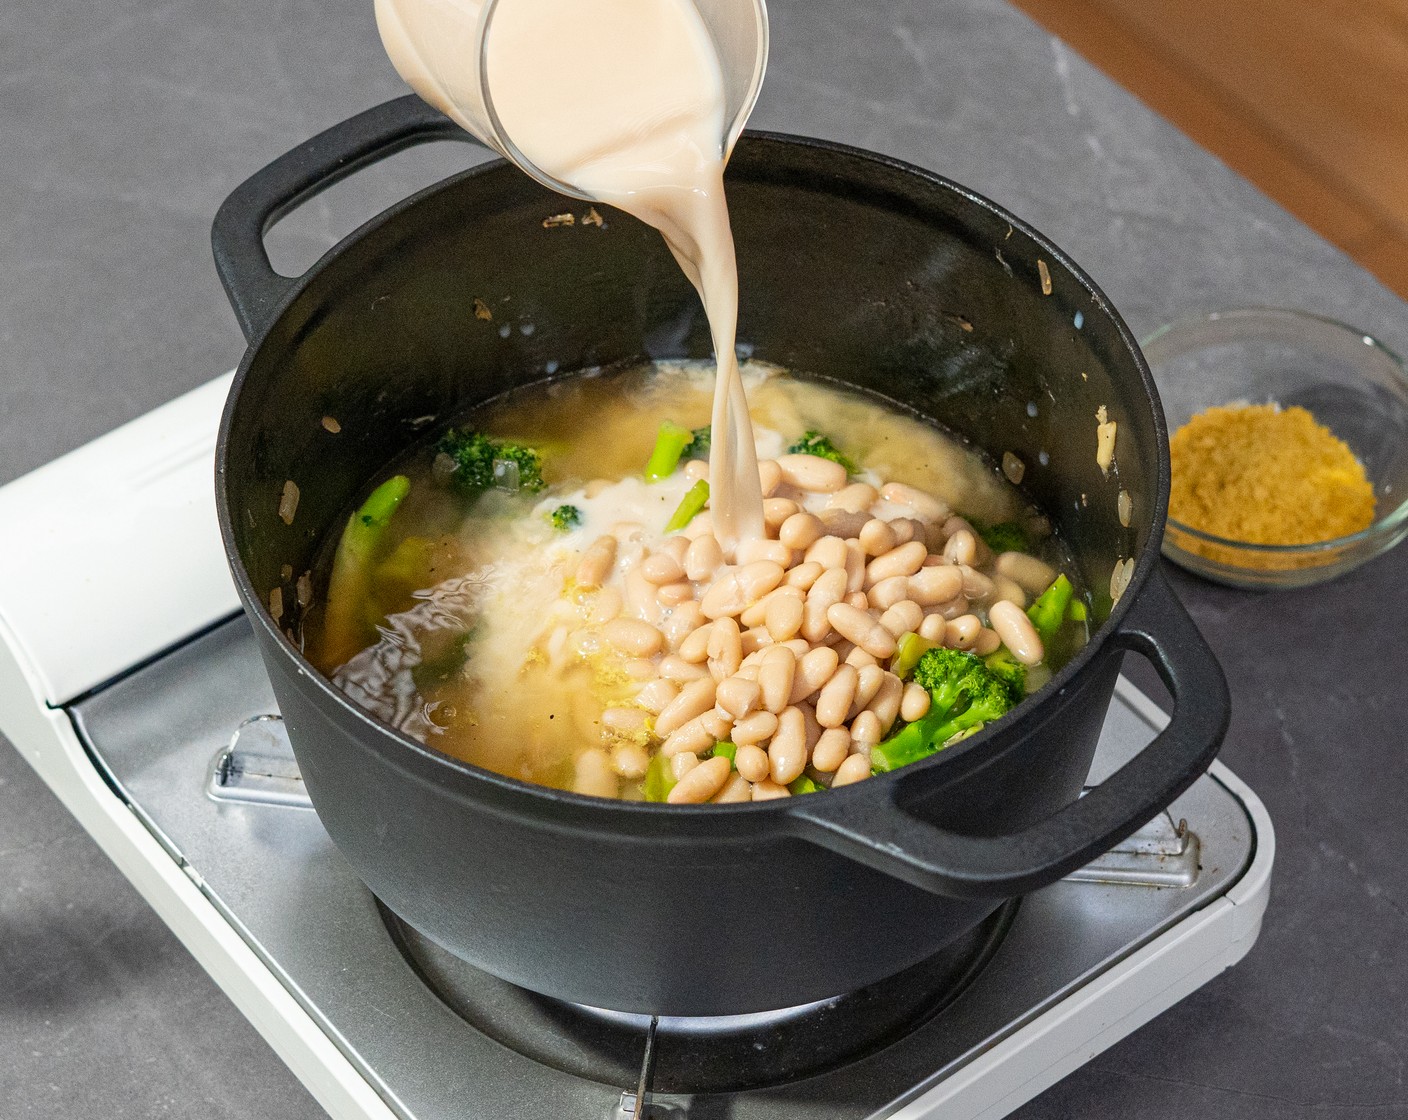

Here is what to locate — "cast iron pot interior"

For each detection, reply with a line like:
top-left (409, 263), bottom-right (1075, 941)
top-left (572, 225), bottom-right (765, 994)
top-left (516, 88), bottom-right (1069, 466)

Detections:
top-left (213, 96), bottom-right (1228, 1015)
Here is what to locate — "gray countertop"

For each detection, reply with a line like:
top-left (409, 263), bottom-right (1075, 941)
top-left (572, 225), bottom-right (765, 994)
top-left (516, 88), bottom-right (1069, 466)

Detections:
top-left (2, 0), bottom-right (1405, 1117)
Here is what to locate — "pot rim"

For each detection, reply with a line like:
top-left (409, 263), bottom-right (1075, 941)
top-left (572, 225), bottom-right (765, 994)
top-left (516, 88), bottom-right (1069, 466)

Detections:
top-left (215, 129), bottom-right (1171, 828)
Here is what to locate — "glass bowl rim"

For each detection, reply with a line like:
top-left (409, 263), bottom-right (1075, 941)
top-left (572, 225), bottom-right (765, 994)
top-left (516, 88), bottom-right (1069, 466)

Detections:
top-left (1142, 305), bottom-right (1408, 556)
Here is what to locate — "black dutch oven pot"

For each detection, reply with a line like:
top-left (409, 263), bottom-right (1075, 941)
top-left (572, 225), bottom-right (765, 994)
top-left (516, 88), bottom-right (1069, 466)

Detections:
top-left (213, 96), bottom-right (1228, 1016)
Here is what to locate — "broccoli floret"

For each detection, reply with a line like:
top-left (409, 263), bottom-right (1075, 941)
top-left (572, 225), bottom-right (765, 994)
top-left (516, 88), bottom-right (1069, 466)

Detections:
top-left (982, 647), bottom-right (1028, 704)
top-left (549, 504), bottom-right (582, 532)
top-left (970, 518), bottom-right (1032, 554)
top-left (437, 429), bottom-right (545, 498)
top-left (787, 430), bottom-right (856, 473)
top-left (682, 425), bottom-right (711, 460)
top-left (872, 648), bottom-right (1020, 772)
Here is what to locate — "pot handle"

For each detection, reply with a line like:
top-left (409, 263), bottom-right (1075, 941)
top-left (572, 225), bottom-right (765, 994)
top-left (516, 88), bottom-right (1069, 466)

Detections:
top-left (212, 95), bottom-right (482, 342)
top-left (787, 565), bottom-right (1229, 899)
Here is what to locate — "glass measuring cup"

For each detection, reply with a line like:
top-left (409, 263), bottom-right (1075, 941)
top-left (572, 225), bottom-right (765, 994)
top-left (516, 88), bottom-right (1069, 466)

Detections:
top-left (374, 0), bottom-right (770, 200)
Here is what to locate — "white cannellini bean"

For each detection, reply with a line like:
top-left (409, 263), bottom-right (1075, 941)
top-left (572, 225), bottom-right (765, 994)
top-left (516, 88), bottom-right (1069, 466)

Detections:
top-left (908, 564), bottom-right (963, 606)
top-left (866, 673), bottom-right (904, 731)
top-left (769, 708), bottom-right (809, 784)
top-left (845, 646), bottom-right (879, 668)
top-left (942, 528), bottom-right (977, 568)
top-left (671, 750), bottom-right (702, 782)
top-left (572, 749), bottom-right (619, 798)
top-left (879, 600), bottom-right (923, 637)
top-left (732, 710), bottom-right (779, 747)
top-left (637, 678), bottom-right (679, 715)
top-left (740, 627), bottom-right (772, 656)
top-left (656, 581), bottom-right (694, 606)
top-left (586, 587), bottom-right (623, 625)
top-left (683, 458), bottom-right (709, 482)
top-left (789, 645), bottom-right (840, 705)
top-left (848, 663), bottom-right (886, 718)
top-left (661, 717), bottom-right (716, 758)
top-left (859, 518), bottom-right (897, 557)
top-left (959, 566), bottom-right (995, 602)
top-left (879, 482), bottom-right (950, 523)
top-left (812, 728), bottom-right (852, 773)
top-left (827, 482), bottom-right (879, 513)
top-left (918, 613), bottom-right (948, 642)
top-left (815, 664), bottom-right (859, 728)
top-left (832, 753), bottom-right (872, 786)
top-left (624, 658), bottom-right (658, 682)
top-left (736, 538), bottom-right (794, 568)
top-left (610, 742), bottom-right (650, 780)
top-left (700, 570), bottom-right (748, 619)
top-left (944, 614), bottom-right (983, 650)
top-left (865, 540), bottom-right (928, 586)
top-left (888, 517), bottom-right (922, 545)
top-left (933, 594), bottom-right (971, 621)
top-left (712, 773), bottom-right (754, 803)
top-left (752, 780), bottom-right (791, 801)
top-left (685, 534), bottom-right (724, 582)
top-left (777, 453), bottom-right (848, 492)
top-left (900, 682), bottom-right (932, 723)
top-left (845, 591), bottom-right (870, 612)
top-left (995, 552), bottom-right (1057, 596)
top-left (681, 511), bottom-right (714, 539)
top-left (827, 603), bottom-right (898, 659)
top-left (737, 560), bottom-right (787, 605)
top-left (988, 600), bottom-right (1045, 665)
top-left (802, 568), bottom-right (848, 642)
top-left (844, 540), bottom-right (867, 594)
top-left (641, 553), bottom-right (685, 585)
top-left (758, 459), bottom-right (784, 497)
top-left (661, 601), bottom-right (704, 649)
top-left (655, 678), bottom-right (718, 737)
top-left (602, 707), bottom-right (650, 735)
top-left (990, 574), bottom-right (1028, 608)
top-left (707, 616), bottom-right (743, 680)
top-left (700, 709), bottom-right (733, 741)
top-left (847, 711), bottom-right (881, 750)
top-left (868, 575), bottom-right (911, 610)
top-left (624, 567), bottom-right (661, 621)
top-left (679, 622), bottom-right (714, 663)
top-left (601, 618), bottom-right (663, 657)
top-left (734, 742), bottom-right (771, 781)
top-left (779, 511), bottom-right (826, 550)
top-left (784, 560), bottom-right (824, 591)
top-left (973, 627), bottom-right (1003, 656)
top-left (804, 535), bottom-right (849, 571)
top-left (669, 755), bottom-right (732, 804)
top-left (659, 654), bottom-right (710, 682)
top-left (759, 646), bottom-right (797, 713)
top-left (575, 535), bottom-right (617, 588)
top-left (716, 674), bottom-right (762, 720)
top-left (765, 588), bottom-right (805, 642)
top-left (763, 497), bottom-right (800, 531)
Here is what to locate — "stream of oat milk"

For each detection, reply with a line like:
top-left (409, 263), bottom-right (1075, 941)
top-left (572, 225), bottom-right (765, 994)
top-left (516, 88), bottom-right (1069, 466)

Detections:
top-left (377, 0), bottom-right (765, 550)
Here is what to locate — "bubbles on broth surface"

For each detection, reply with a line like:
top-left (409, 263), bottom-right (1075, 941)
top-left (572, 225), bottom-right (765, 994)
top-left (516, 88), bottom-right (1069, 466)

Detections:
top-left (304, 362), bottom-right (1083, 796)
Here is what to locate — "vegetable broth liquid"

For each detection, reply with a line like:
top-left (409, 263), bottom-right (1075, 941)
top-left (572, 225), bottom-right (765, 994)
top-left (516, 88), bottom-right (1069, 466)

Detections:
top-left (377, 0), bottom-right (765, 548)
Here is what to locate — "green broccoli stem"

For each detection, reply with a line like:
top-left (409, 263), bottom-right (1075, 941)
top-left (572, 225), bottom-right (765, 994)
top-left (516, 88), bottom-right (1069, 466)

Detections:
top-left (1027, 574), bottom-right (1073, 644)
top-left (665, 480), bottom-right (710, 532)
top-left (323, 475), bottom-right (411, 666)
top-left (645, 421), bottom-right (694, 482)
top-left (870, 706), bottom-right (948, 772)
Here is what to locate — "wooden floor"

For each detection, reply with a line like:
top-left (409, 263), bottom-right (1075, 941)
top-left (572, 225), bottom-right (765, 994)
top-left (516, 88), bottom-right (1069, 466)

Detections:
top-left (1011, 0), bottom-right (1408, 301)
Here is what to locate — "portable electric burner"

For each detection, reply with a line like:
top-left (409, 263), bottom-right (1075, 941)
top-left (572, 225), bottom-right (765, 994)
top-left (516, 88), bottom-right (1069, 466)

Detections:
top-left (0, 375), bottom-right (1272, 1120)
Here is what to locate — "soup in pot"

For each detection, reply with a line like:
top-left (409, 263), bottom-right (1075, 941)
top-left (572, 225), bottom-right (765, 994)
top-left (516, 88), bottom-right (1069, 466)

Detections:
top-left (301, 361), bottom-right (1089, 803)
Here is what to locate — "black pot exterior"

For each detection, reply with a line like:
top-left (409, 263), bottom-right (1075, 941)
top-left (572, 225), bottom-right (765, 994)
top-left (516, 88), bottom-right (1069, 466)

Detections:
top-left (214, 99), bottom-right (1227, 1015)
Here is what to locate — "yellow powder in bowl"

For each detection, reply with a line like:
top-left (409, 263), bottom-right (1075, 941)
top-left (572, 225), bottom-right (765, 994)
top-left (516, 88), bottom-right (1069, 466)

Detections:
top-left (1168, 403), bottom-right (1376, 546)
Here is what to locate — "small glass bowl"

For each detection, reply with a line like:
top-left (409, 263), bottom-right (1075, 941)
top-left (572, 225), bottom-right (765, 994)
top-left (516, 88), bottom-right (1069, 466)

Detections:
top-left (1143, 308), bottom-right (1408, 589)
